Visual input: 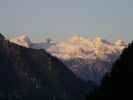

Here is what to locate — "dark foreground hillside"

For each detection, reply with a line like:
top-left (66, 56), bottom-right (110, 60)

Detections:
top-left (87, 41), bottom-right (133, 99)
top-left (0, 34), bottom-right (95, 100)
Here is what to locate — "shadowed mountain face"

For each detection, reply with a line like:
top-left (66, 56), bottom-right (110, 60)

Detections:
top-left (87, 41), bottom-right (133, 99)
top-left (0, 34), bottom-right (95, 100)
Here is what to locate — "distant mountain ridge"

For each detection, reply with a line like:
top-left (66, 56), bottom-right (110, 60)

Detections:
top-left (48, 36), bottom-right (126, 60)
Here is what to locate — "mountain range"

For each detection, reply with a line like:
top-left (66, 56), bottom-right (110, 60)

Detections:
top-left (2, 33), bottom-right (132, 99)
top-left (0, 34), bottom-right (94, 100)
top-left (9, 35), bottom-right (127, 85)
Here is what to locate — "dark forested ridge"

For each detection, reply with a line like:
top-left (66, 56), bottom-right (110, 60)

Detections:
top-left (87, 41), bottom-right (133, 99)
top-left (0, 34), bottom-right (95, 100)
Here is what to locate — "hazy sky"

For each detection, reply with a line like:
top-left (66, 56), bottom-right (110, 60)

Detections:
top-left (0, 0), bottom-right (133, 42)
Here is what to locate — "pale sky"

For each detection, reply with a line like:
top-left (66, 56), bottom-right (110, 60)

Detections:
top-left (0, 0), bottom-right (133, 42)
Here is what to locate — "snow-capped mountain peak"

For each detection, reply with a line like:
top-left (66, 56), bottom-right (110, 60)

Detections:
top-left (69, 35), bottom-right (92, 44)
top-left (9, 35), bottom-right (56, 49)
top-left (47, 36), bottom-right (127, 85)
top-left (48, 36), bottom-right (126, 61)
top-left (9, 34), bottom-right (31, 48)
